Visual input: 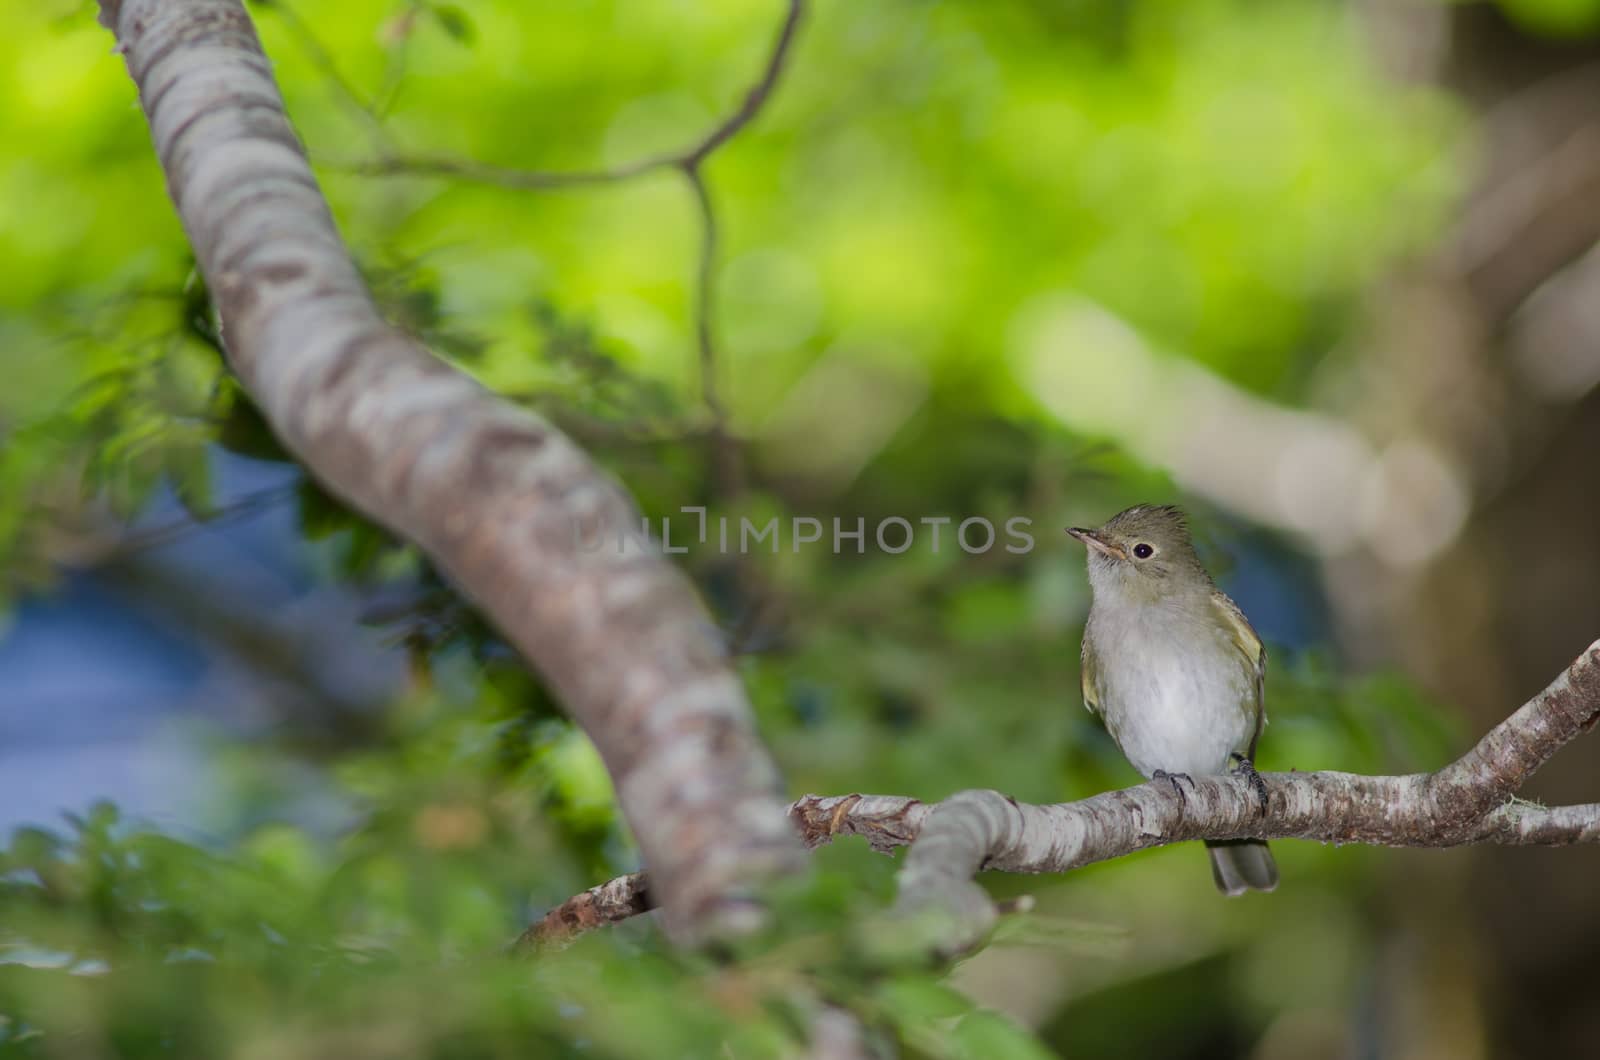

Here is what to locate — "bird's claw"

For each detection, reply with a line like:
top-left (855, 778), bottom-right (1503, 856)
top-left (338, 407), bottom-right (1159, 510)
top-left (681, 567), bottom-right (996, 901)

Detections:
top-left (1152, 769), bottom-right (1196, 807)
top-left (1230, 753), bottom-right (1269, 815)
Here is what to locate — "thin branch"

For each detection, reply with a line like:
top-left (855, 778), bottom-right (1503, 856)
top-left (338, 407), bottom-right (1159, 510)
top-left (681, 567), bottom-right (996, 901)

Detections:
top-left (683, 162), bottom-right (745, 499)
top-left (340, 154), bottom-right (661, 189)
top-left (1479, 800), bottom-right (1600, 844)
top-left (371, 7), bottom-right (418, 119)
top-left (682, 0), bottom-right (807, 167)
top-left (1427, 636), bottom-right (1600, 814)
top-left (266, 0), bottom-right (393, 153)
top-left (524, 639), bottom-right (1600, 950)
top-left (36, 483), bottom-right (300, 567)
top-left (686, 165), bottom-right (725, 427)
top-left (515, 872), bottom-right (652, 952)
top-left (516, 865), bottom-right (873, 1056)
top-left (344, 0), bottom-right (807, 189)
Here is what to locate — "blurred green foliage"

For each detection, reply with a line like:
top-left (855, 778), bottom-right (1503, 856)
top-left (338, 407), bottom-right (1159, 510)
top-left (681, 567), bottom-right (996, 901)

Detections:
top-left (0, 0), bottom-right (1491, 1055)
top-left (1496, 0), bottom-right (1600, 35)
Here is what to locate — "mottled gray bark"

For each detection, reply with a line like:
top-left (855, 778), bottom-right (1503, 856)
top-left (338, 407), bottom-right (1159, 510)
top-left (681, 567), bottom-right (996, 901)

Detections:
top-left (882, 636), bottom-right (1600, 953)
top-left (537, 639), bottom-right (1600, 950)
top-left (97, 0), bottom-right (803, 942)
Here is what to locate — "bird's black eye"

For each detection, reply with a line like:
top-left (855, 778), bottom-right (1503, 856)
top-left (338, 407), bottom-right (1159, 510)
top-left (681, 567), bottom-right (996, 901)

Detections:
top-left (1133, 543), bottom-right (1154, 559)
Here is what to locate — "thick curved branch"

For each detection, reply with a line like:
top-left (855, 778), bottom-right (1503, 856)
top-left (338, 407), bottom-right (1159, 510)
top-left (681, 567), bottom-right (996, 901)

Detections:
top-left (527, 639), bottom-right (1600, 949)
top-left (97, 0), bottom-right (805, 943)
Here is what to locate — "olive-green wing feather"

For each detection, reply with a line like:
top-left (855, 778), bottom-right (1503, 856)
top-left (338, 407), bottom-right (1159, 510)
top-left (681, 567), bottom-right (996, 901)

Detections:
top-left (1079, 634), bottom-right (1100, 716)
top-left (1210, 590), bottom-right (1267, 750)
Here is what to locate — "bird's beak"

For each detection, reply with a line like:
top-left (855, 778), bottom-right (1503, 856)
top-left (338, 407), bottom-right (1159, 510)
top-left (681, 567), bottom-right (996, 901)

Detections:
top-left (1066, 527), bottom-right (1126, 560)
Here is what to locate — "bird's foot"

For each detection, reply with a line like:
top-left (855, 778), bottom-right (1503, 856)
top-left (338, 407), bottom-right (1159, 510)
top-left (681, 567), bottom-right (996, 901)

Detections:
top-left (1152, 769), bottom-right (1196, 807)
top-left (1230, 753), bottom-right (1269, 815)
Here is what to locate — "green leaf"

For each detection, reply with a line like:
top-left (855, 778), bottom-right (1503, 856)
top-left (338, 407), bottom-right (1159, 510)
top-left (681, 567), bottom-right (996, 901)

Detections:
top-left (295, 479), bottom-right (346, 540)
top-left (166, 444), bottom-right (214, 521)
top-left (878, 976), bottom-right (974, 1022)
top-left (4, 826), bottom-right (63, 868)
top-left (429, 4), bottom-right (475, 43)
top-left (953, 1011), bottom-right (1056, 1060)
top-left (213, 388), bottom-right (290, 463)
top-left (1497, 0), bottom-right (1600, 35)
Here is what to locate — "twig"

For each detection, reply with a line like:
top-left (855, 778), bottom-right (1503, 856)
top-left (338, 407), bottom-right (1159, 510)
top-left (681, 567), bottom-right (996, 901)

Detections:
top-left (265, 0), bottom-right (393, 153)
top-left (344, 0), bottom-right (806, 189)
top-left (372, 7), bottom-right (418, 119)
top-left (682, 162), bottom-right (745, 499)
top-left (340, 154), bottom-right (659, 189)
top-left (110, 483), bottom-right (300, 555)
top-left (685, 166), bottom-right (724, 428)
top-left (515, 872), bottom-right (652, 952)
top-left (682, 0), bottom-right (807, 167)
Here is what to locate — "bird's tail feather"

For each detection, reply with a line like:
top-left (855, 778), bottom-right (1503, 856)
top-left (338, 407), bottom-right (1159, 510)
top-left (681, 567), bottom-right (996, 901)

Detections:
top-left (1205, 839), bottom-right (1278, 895)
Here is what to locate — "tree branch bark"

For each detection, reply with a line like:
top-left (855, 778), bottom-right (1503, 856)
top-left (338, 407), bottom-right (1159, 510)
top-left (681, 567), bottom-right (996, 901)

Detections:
top-left (527, 638), bottom-right (1600, 950)
top-left (97, 0), bottom-right (805, 943)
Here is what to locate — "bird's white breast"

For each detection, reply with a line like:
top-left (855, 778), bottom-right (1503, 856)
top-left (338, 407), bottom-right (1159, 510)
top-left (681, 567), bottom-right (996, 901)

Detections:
top-left (1088, 599), bottom-right (1257, 779)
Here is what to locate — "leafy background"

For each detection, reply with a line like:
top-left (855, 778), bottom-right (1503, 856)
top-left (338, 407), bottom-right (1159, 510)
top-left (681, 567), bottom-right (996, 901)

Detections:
top-left (3, 0), bottom-right (1599, 1056)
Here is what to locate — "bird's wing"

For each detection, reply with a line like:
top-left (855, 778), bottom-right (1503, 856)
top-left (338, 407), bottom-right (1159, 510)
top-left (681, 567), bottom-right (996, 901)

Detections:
top-left (1079, 634), bottom-right (1100, 716)
top-left (1210, 589), bottom-right (1267, 748)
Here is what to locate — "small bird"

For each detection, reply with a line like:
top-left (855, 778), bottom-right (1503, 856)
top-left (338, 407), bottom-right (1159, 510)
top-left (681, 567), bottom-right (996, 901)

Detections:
top-left (1067, 504), bottom-right (1277, 895)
